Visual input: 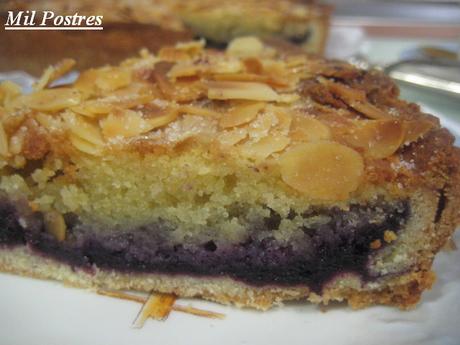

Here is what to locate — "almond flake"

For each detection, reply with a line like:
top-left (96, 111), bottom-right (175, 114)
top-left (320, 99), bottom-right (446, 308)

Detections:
top-left (43, 210), bottom-right (66, 242)
top-left (220, 102), bottom-right (265, 128)
top-left (208, 81), bottom-right (279, 101)
top-left (279, 142), bottom-right (364, 200)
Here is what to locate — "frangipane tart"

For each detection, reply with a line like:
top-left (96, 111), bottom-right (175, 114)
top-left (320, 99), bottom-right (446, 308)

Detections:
top-left (0, 38), bottom-right (459, 310)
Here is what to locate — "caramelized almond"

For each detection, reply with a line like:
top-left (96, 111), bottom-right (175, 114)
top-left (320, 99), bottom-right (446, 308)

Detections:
top-left (279, 142), bottom-right (364, 200)
top-left (218, 128), bottom-right (248, 147)
top-left (208, 81), bottom-right (279, 101)
top-left (63, 112), bottom-right (104, 146)
top-left (34, 58), bottom-right (76, 90)
top-left (0, 122), bottom-right (9, 156)
top-left (69, 133), bottom-right (102, 156)
top-left (43, 210), bottom-right (66, 242)
top-left (403, 119), bottom-right (435, 145)
top-left (219, 102), bottom-right (265, 128)
top-left (289, 116), bottom-right (331, 142)
top-left (344, 119), bottom-right (405, 159)
top-left (227, 36), bottom-right (264, 57)
top-left (240, 135), bottom-right (290, 160)
top-left (22, 88), bottom-right (81, 112)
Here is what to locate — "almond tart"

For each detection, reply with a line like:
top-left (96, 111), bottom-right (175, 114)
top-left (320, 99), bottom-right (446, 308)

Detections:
top-left (0, 38), bottom-right (458, 310)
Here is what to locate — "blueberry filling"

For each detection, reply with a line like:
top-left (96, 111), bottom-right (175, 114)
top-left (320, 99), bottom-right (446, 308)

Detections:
top-left (0, 197), bottom-right (409, 293)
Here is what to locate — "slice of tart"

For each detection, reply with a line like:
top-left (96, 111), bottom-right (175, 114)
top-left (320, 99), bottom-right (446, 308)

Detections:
top-left (0, 38), bottom-right (458, 310)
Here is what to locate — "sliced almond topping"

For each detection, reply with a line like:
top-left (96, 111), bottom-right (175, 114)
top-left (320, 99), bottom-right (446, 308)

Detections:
top-left (403, 119), bottom-right (435, 145)
top-left (133, 292), bottom-right (177, 327)
top-left (74, 69), bottom-right (100, 97)
top-left (100, 109), bottom-right (177, 140)
top-left (175, 39), bottom-right (205, 55)
top-left (343, 119), bottom-right (405, 159)
top-left (277, 94), bottom-right (300, 104)
top-left (146, 109), bottom-right (179, 130)
top-left (0, 80), bottom-right (22, 106)
top-left (289, 116), bottom-right (331, 142)
top-left (279, 142), bottom-right (364, 200)
top-left (36, 113), bottom-right (63, 131)
top-left (43, 210), bottom-right (66, 242)
top-left (208, 81), bottom-right (279, 101)
top-left (218, 128), bottom-right (248, 147)
top-left (322, 79), bottom-right (389, 120)
top-left (69, 133), bottom-right (102, 156)
top-left (227, 36), bottom-right (264, 57)
top-left (179, 105), bottom-right (220, 117)
top-left (219, 102), bottom-right (265, 128)
top-left (240, 135), bottom-right (290, 160)
top-left (34, 58), bottom-right (76, 91)
top-left (213, 73), bottom-right (288, 88)
top-left (63, 112), bottom-right (104, 146)
top-left (350, 101), bottom-right (390, 120)
top-left (21, 88), bottom-right (81, 112)
top-left (95, 67), bottom-right (132, 92)
top-left (71, 100), bottom-right (113, 118)
top-left (0, 122), bottom-right (9, 156)
top-left (243, 57), bottom-right (264, 74)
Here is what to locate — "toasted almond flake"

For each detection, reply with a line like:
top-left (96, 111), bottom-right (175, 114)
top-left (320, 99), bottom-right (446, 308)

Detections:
top-left (320, 79), bottom-right (389, 120)
top-left (218, 128), bottom-right (248, 147)
top-left (69, 133), bottom-right (102, 156)
top-left (73, 69), bottom-right (101, 97)
top-left (403, 119), bottom-right (435, 145)
top-left (213, 73), bottom-right (288, 88)
top-left (169, 64), bottom-right (203, 79)
top-left (271, 107), bottom-right (292, 134)
top-left (289, 116), bottom-right (331, 142)
top-left (95, 67), bottom-right (132, 92)
top-left (344, 119), bottom-right (405, 159)
top-left (220, 102), bottom-right (265, 128)
top-left (243, 57), bottom-right (264, 74)
top-left (36, 112), bottom-right (63, 131)
top-left (34, 58), bottom-right (76, 91)
top-left (175, 39), bottom-right (205, 54)
top-left (146, 109), bottom-right (179, 129)
top-left (179, 105), bottom-right (219, 117)
top-left (97, 290), bottom-right (225, 319)
top-left (240, 135), bottom-right (290, 160)
top-left (133, 292), bottom-right (176, 327)
top-left (277, 93), bottom-right (300, 104)
top-left (0, 81), bottom-right (22, 106)
top-left (63, 112), bottom-right (104, 146)
top-left (227, 36), bottom-right (264, 57)
top-left (17, 88), bottom-right (81, 112)
top-left (0, 122), bottom-right (9, 156)
top-left (71, 101), bottom-right (113, 118)
top-left (325, 80), bottom-right (367, 103)
top-left (208, 81), bottom-right (279, 101)
top-left (158, 46), bottom-right (191, 61)
top-left (43, 210), bottom-right (66, 242)
top-left (350, 101), bottom-right (390, 120)
top-left (279, 142), bottom-right (364, 200)
top-left (209, 58), bottom-right (243, 75)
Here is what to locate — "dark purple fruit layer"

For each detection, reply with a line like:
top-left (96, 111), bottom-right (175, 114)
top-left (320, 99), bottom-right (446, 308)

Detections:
top-left (0, 195), bottom-right (409, 293)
